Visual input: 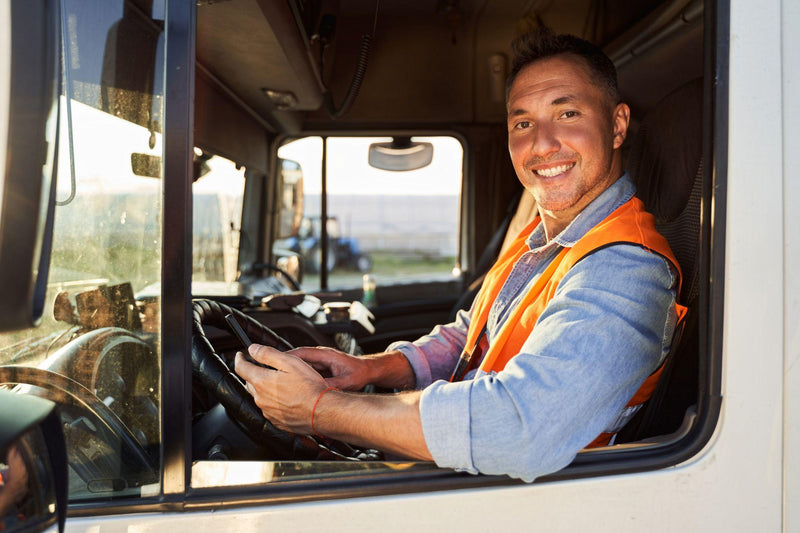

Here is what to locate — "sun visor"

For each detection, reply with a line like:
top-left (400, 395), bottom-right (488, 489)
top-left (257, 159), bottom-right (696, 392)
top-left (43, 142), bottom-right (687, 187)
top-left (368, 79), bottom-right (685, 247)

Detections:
top-left (195, 70), bottom-right (270, 174)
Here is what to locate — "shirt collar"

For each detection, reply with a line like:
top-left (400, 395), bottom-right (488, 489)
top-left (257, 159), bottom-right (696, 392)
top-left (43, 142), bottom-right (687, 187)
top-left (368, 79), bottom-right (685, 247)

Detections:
top-left (526, 172), bottom-right (636, 251)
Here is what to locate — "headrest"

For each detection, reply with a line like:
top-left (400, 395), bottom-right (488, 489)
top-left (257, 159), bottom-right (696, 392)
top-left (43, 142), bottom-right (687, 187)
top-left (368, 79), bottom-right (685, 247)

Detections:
top-left (627, 78), bottom-right (703, 222)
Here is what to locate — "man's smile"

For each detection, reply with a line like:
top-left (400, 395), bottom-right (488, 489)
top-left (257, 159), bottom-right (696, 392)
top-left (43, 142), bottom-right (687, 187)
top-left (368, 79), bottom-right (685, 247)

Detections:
top-left (532, 161), bottom-right (576, 178)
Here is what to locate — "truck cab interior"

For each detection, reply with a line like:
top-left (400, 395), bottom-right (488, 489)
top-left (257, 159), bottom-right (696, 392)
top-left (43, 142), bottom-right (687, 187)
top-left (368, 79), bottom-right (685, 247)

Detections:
top-left (192, 0), bottom-right (707, 445)
top-left (0, 0), bottom-right (722, 510)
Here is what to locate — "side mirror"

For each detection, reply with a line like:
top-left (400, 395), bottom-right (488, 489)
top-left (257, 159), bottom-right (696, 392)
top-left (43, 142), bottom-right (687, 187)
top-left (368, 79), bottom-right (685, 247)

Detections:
top-left (0, 0), bottom-right (60, 332)
top-left (368, 137), bottom-right (434, 172)
top-left (0, 390), bottom-right (68, 533)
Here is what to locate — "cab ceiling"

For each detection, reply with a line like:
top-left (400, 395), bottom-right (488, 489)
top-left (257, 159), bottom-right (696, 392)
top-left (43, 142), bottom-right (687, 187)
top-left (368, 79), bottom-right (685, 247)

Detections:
top-left (196, 0), bottom-right (702, 133)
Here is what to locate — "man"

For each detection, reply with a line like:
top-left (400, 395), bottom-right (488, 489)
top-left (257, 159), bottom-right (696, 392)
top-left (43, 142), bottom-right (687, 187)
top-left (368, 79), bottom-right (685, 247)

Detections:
top-left (236, 28), bottom-right (685, 482)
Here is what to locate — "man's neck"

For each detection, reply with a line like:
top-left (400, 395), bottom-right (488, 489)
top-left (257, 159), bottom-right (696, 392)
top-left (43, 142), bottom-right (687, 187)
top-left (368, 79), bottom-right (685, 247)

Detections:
top-left (538, 172), bottom-right (623, 242)
top-left (539, 212), bottom-right (572, 242)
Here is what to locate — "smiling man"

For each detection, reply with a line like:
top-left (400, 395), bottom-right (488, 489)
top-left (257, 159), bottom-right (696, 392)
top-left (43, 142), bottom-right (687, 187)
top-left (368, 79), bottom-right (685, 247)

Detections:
top-left (236, 28), bottom-right (686, 482)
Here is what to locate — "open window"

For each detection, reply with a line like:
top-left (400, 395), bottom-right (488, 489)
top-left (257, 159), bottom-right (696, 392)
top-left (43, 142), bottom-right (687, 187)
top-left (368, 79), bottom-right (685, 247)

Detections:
top-left (188, 0), bottom-right (722, 497)
top-left (0, 0), bottom-right (727, 522)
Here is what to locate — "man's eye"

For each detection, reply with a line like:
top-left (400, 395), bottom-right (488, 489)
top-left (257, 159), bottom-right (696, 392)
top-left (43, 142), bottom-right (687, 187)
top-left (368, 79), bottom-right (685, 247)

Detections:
top-left (561, 110), bottom-right (579, 119)
top-left (515, 121), bottom-right (531, 129)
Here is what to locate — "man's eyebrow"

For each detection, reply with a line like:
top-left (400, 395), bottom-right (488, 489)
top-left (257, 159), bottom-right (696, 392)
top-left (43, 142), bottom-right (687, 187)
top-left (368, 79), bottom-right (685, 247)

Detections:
top-left (551, 94), bottom-right (580, 105)
top-left (507, 94), bottom-right (583, 117)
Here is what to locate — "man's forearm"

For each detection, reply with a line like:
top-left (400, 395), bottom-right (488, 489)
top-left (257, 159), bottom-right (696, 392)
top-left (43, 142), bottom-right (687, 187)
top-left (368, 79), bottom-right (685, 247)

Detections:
top-left (362, 350), bottom-right (417, 390)
top-left (313, 388), bottom-right (432, 461)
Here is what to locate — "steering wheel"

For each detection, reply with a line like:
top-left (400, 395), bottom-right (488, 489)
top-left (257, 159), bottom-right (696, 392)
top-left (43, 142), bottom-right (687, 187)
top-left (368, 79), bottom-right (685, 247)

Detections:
top-left (249, 262), bottom-right (302, 291)
top-left (0, 364), bottom-right (158, 485)
top-left (191, 299), bottom-right (380, 461)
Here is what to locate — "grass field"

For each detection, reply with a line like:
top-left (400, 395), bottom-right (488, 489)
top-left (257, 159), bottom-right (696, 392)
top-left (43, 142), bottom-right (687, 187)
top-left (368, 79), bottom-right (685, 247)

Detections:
top-left (304, 252), bottom-right (457, 290)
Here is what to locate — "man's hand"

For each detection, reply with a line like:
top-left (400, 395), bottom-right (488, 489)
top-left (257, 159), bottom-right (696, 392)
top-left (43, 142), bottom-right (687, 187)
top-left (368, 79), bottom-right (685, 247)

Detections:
top-left (235, 343), bottom-right (432, 461)
top-left (287, 346), bottom-right (370, 390)
top-left (290, 347), bottom-right (417, 391)
top-left (235, 344), bottom-right (327, 434)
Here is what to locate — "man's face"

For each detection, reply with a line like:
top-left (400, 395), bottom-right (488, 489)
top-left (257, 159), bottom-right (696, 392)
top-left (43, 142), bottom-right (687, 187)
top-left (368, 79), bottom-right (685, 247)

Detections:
top-left (507, 55), bottom-right (629, 218)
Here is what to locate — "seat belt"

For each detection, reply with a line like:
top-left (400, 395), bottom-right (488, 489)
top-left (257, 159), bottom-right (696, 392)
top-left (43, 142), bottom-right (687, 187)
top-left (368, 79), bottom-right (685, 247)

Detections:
top-left (470, 189), bottom-right (523, 285)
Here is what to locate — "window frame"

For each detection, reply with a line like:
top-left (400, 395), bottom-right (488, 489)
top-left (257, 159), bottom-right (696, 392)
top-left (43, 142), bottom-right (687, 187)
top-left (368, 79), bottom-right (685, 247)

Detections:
top-left (158, 0), bottom-right (195, 507)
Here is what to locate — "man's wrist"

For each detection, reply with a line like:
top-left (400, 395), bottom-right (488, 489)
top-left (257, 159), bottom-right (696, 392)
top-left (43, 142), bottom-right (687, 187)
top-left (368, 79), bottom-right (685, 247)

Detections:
top-left (363, 350), bottom-right (416, 390)
top-left (311, 386), bottom-right (340, 437)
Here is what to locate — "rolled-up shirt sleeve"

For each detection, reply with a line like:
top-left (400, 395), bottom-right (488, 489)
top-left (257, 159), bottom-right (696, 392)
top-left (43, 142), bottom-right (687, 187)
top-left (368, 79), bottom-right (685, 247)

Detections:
top-left (388, 307), bottom-right (472, 388)
top-left (419, 244), bottom-right (679, 482)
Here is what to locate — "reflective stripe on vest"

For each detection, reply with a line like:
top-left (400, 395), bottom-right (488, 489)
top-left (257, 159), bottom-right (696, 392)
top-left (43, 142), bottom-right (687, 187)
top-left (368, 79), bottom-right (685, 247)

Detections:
top-left (465, 196), bottom-right (689, 448)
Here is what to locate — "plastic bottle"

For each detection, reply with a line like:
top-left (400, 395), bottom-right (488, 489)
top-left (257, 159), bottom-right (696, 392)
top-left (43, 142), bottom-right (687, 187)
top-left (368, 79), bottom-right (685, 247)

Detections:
top-left (361, 274), bottom-right (376, 309)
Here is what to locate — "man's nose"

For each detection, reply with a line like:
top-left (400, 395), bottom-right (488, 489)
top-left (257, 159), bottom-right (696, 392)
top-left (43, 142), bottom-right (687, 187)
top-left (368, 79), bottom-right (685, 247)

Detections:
top-left (529, 123), bottom-right (560, 159)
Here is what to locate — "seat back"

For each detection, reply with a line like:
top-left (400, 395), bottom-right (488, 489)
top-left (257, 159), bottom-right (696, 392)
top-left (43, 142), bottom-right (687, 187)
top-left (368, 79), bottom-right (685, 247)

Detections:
top-left (628, 77), bottom-right (703, 306)
top-left (617, 78), bottom-right (704, 441)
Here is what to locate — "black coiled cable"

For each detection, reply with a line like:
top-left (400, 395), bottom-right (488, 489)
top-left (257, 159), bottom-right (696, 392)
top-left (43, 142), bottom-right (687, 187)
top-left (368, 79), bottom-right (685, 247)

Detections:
top-left (324, 33), bottom-right (371, 119)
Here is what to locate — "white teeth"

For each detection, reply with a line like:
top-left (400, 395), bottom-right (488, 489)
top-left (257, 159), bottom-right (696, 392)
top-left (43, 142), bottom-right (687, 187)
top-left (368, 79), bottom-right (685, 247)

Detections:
top-left (535, 163), bottom-right (574, 177)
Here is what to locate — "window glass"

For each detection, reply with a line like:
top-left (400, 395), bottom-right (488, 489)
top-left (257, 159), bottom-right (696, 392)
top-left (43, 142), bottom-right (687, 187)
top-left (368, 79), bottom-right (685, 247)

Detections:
top-left (0, 0), bottom-right (165, 502)
top-left (276, 136), bottom-right (463, 291)
top-left (192, 153), bottom-right (245, 282)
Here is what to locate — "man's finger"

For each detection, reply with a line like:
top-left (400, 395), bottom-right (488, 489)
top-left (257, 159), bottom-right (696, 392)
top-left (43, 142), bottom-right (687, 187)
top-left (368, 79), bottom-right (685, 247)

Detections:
top-left (249, 343), bottom-right (306, 373)
top-left (235, 352), bottom-right (264, 382)
top-left (288, 348), bottom-right (337, 374)
top-left (289, 346), bottom-right (338, 366)
top-left (325, 375), bottom-right (352, 390)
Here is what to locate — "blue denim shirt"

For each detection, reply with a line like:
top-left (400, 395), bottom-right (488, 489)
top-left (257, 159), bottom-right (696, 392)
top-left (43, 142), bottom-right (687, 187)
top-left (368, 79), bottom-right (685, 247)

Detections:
top-left (389, 173), bottom-right (679, 482)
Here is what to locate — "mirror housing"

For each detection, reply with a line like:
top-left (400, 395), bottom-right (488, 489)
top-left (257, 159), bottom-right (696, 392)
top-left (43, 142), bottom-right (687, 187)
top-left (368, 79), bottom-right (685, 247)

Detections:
top-left (0, 0), bottom-right (60, 332)
top-left (368, 137), bottom-right (433, 172)
top-left (0, 390), bottom-right (67, 533)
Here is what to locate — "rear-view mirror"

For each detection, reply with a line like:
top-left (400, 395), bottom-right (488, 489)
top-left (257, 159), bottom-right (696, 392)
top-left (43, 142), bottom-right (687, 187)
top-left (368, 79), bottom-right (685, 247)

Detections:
top-left (368, 137), bottom-right (434, 172)
top-left (0, 0), bottom-right (60, 332)
top-left (131, 152), bottom-right (162, 178)
top-left (131, 150), bottom-right (212, 181)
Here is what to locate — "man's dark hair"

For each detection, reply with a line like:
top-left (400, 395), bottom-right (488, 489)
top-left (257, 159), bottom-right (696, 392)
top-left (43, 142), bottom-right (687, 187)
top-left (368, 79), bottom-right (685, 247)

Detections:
top-left (506, 27), bottom-right (621, 106)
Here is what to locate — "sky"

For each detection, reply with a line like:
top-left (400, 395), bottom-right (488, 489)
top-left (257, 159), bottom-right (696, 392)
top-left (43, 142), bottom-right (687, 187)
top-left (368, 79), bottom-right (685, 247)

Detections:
top-left (55, 98), bottom-right (244, 199)
top-left (277, 135), bottom-right (463, 196)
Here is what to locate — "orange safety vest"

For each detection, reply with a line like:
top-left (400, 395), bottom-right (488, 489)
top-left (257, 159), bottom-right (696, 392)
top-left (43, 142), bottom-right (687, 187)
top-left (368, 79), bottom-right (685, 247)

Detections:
top-left (465, 196), bottom-right (688, 447)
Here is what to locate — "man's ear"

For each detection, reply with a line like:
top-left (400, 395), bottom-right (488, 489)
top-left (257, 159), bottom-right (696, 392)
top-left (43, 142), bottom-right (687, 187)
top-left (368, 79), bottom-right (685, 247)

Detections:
top-left (612, 102), bottom-right (631, 149)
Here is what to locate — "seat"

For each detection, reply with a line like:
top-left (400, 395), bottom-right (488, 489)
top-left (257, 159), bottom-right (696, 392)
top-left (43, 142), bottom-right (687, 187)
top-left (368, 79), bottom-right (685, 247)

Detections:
top-left (617, 77), bottom-right (704, 441)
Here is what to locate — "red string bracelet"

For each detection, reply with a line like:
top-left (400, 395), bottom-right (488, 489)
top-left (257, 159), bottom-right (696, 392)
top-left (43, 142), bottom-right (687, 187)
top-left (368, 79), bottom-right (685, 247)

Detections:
top-left (311, 386), bottom-right (339, 438)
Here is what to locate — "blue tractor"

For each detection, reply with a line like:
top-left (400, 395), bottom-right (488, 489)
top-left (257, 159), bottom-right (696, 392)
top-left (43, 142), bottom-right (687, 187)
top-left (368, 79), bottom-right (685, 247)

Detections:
top-left (282, 216), bottom-right (372, 274)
